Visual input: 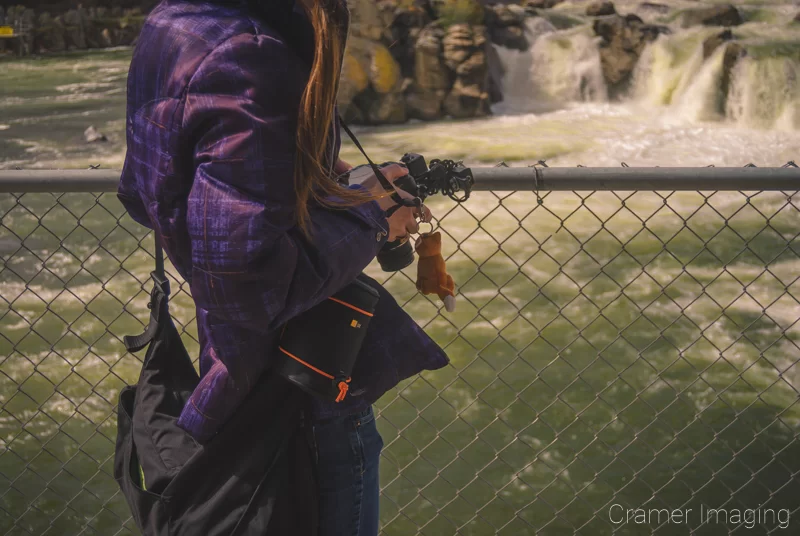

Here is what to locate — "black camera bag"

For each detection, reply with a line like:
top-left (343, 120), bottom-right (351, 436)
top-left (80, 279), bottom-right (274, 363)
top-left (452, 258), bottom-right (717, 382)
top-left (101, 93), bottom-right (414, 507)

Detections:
top-left (114, 238), bottom-right (317, 535)
top-left (275, 274), bottom-right (379, 401)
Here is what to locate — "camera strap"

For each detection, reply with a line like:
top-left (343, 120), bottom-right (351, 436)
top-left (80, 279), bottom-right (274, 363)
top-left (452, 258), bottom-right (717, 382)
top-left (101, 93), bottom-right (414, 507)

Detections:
top-left (338, 116), bottom-right (420, 218)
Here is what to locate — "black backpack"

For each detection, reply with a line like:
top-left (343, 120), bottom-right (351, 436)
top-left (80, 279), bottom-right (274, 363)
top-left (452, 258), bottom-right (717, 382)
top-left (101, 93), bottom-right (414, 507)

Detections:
top-left (113, 237), bottom-right (317, 535)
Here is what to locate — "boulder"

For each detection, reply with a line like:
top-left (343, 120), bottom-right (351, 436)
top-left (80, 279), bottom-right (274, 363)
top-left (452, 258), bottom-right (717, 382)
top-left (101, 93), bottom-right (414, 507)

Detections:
top-left (20, 8), bottom-right (35, 55)
top-left (485, 3), bottom-right (528, 50)
top-left (63, 8), bottom-right (86, 49)
top-left (455, 50), bottom-right (487, 87)
top-left (681, 5), bottom-right (743, 28)
top-left (719, 42), bottom-right (745, 113)
top-left (418, 0), bottom-right (439, 21)
top-left (100, 27), bottom-right (114, 47)
top-left (338, 46), bottom-right (370, 108)
top-left (62, 8), bottom-right (79, 25)
top-left (586, 2), bottom-right (616, 17)
top-left (370, 43), bottom-right (402, 94)
top-left (364, 90), bottom-right (407, 124)
top-left (436, 0), bottom-right (484, 26)
top-left (338, 35), bottom-right (406, 124)
top-left (441, 24), bottom-right (489, 119)
top-left (114, 27), bottom-right (134, 46)
top-left (523, 0), bottom-right (564, 8)
top-left (390, 2), bottom-right (434, 77)
top-left (442, 23), bottom-right (484, 71)
top-left (490, 25), bottom-right (528, 50)
top-left (341, 102), bottom-right (366, 124)
top-left (84, 19), bottom-right (104, 48)
top-left (84, 126), bottom-right (107, 143)
top-left (638, 2), bottom-right (669, 14)
top-left (702, 28), bottom-right (733, 60)
top-left (486, 40), bottom-right (505, 103)
top-left (415, 24), bottom-right (450, 90)
top-left (393, 2), bottom-right (433, 28)
top-left (35, 13), bottom-right (67, 53)
top-left (405, 83), bottom-right (446, 120)
top-left (72, 5), bottom-right (100, 49)
top-left (349, 0), bottom-right (388, 41)
top-left (443, 78), bottom-right (489, 118)
top-left (484, 3), bottom-right (526, 27)
top-left (593, 14), bottom-right (668, 98)
top-left (116, 14), bottom-right (145, 46)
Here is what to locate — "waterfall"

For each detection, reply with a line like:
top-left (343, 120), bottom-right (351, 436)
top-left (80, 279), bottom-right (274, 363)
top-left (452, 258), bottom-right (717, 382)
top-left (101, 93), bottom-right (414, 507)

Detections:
top-left (491, 18), bottom-right (607, 114)
top-left (493, 15), bottom-right (800, 131)
top-left (726, 54), bottom-right (800, 131)
top-left (530, 27), bottom-right (608, 104)
top-left (632, 27), bottom-right (800, 130)
top-left (491, 18), bottom-right (558, 114)
top-left (632, 29), bottom-right (710, 109)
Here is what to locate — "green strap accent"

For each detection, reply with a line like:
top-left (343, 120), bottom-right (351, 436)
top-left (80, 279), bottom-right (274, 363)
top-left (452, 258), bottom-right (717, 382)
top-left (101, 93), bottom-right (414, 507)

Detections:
top-left (138, 459), bottom-right (147, 491)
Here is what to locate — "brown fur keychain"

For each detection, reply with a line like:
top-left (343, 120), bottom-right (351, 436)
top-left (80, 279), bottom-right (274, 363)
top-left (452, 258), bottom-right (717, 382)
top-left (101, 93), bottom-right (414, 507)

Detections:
top-left (415, 231), bottom-right (456, 312)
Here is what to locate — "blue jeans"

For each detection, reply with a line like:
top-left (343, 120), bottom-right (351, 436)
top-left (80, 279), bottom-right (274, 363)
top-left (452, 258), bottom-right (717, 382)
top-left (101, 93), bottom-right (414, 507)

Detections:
top-left (312, 406), bottom-right (383, 536)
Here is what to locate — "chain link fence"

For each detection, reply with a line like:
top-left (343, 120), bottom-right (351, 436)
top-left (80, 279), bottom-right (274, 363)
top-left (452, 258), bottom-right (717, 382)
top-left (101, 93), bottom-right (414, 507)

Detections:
top-left (1, 164), bottom-right (799, 535)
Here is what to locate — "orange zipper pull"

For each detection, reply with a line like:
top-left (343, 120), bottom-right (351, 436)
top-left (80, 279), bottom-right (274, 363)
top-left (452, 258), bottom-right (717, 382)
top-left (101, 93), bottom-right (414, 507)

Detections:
top-left (335, 377), bottom-right (351, 403)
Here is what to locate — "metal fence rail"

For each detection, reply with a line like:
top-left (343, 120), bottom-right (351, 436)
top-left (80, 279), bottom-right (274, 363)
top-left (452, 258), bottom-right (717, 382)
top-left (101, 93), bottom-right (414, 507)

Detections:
top-left (3, 165), bottom-right (800, 193)
top-left (1, 165), bottom-right (799, 535)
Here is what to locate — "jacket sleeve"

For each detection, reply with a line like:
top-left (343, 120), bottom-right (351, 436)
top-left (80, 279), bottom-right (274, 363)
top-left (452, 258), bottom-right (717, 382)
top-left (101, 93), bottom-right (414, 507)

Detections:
top-left (182, 33), bottom-right (390, 334)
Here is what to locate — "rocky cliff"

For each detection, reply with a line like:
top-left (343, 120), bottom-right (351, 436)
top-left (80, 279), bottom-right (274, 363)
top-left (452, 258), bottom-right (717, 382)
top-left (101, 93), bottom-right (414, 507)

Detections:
top-left (2, 0), bottom-right (777, 125)
top-left (0, 4), bottom-right (147, 54)
top-left (338, 0), bottom-right (547, 123)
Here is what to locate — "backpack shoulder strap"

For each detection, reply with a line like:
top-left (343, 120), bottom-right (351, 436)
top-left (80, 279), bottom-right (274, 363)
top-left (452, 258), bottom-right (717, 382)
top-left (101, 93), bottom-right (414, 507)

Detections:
top-left (123, 234), bottom-right (170, 353)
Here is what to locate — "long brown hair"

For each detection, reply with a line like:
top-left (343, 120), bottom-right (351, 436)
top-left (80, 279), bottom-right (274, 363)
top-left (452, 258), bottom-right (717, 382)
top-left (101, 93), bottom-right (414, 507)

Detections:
top-left (294, 0), bottom-right (382, 238)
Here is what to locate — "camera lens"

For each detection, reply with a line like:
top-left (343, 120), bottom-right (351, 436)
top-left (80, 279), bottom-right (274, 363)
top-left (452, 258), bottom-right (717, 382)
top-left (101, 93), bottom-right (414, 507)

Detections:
top-left (377, 237), bottom-right (415, 272)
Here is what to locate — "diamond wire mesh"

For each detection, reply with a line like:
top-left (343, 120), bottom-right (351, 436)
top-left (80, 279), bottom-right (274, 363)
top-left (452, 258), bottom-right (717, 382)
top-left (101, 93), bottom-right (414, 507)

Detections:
top-left (1, 174), bottom-right (799, 535)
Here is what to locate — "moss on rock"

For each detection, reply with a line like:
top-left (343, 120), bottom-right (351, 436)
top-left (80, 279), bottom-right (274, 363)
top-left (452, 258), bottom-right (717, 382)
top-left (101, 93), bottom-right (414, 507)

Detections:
top-left (371, 44), bottom-right (401, 94)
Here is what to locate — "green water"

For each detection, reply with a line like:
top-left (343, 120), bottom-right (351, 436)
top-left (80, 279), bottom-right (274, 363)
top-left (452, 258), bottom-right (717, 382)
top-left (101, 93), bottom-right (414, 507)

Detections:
top-left (1, 46), bottom-right (800, 536)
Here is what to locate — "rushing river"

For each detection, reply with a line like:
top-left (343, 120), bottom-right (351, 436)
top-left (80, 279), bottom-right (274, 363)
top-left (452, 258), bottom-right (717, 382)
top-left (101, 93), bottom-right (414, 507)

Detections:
top-left (1, 1), bottom-right (800, 534)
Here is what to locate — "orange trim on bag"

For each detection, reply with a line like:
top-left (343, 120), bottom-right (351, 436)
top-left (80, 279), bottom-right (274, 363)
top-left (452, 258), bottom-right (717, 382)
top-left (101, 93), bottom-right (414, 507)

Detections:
top-left (279, 346), bottom-right (335, 379)
top-left (327, 296), bottom-right (374, 317)
top-left (278, 348), bottom-right (352, 403)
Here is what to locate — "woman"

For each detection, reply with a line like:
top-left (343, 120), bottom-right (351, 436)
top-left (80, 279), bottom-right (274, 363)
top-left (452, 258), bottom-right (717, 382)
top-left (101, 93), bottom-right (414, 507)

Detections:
top-left (117, 0), bottom-right (450, 533)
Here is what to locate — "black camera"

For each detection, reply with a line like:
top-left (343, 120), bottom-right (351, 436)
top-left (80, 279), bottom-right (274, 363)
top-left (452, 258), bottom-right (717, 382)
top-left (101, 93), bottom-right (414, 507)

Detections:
top-left (375, 153), bottom-right (474, 271)
top-left (375, 160), bottom-right (421, 272)
top-left (341, 153), bottom-right (474, 272)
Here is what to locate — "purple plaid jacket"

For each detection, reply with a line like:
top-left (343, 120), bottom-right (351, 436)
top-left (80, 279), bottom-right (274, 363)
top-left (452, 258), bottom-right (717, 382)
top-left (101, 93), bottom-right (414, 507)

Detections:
top-left (118, 0), bottom-right (449, 443)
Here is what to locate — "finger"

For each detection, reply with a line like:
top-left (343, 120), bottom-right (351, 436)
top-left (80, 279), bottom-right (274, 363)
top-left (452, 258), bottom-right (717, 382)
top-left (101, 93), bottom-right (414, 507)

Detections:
top-left (406, 216), bottom-right (420, 235)
top-left (334, 159), bottom-right (352, 174)
top-left (413, 205), bottom-right (433, 223)
top-left (421, 206), bottom-right (433, 223)
top-left (381, 163), bottom-right (409, 181)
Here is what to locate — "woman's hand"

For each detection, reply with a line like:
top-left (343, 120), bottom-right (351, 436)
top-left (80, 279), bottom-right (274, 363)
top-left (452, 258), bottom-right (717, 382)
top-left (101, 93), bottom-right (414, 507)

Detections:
top-left (339, 158), bottom-right (433, 241)
top-left (334, 158), bottom-right (352, 176)
top-left (362, 163), bottom-right (432, 242)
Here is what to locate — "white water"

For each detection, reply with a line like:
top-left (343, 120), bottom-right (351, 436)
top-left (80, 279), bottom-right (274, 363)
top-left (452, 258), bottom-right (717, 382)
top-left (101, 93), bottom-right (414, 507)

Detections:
top-left (632, 26), bottom-right (800, 131)
top-left (490, 8), bottom-right (800, 142)
top-left (493, 18), bottom-right (608, 114)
